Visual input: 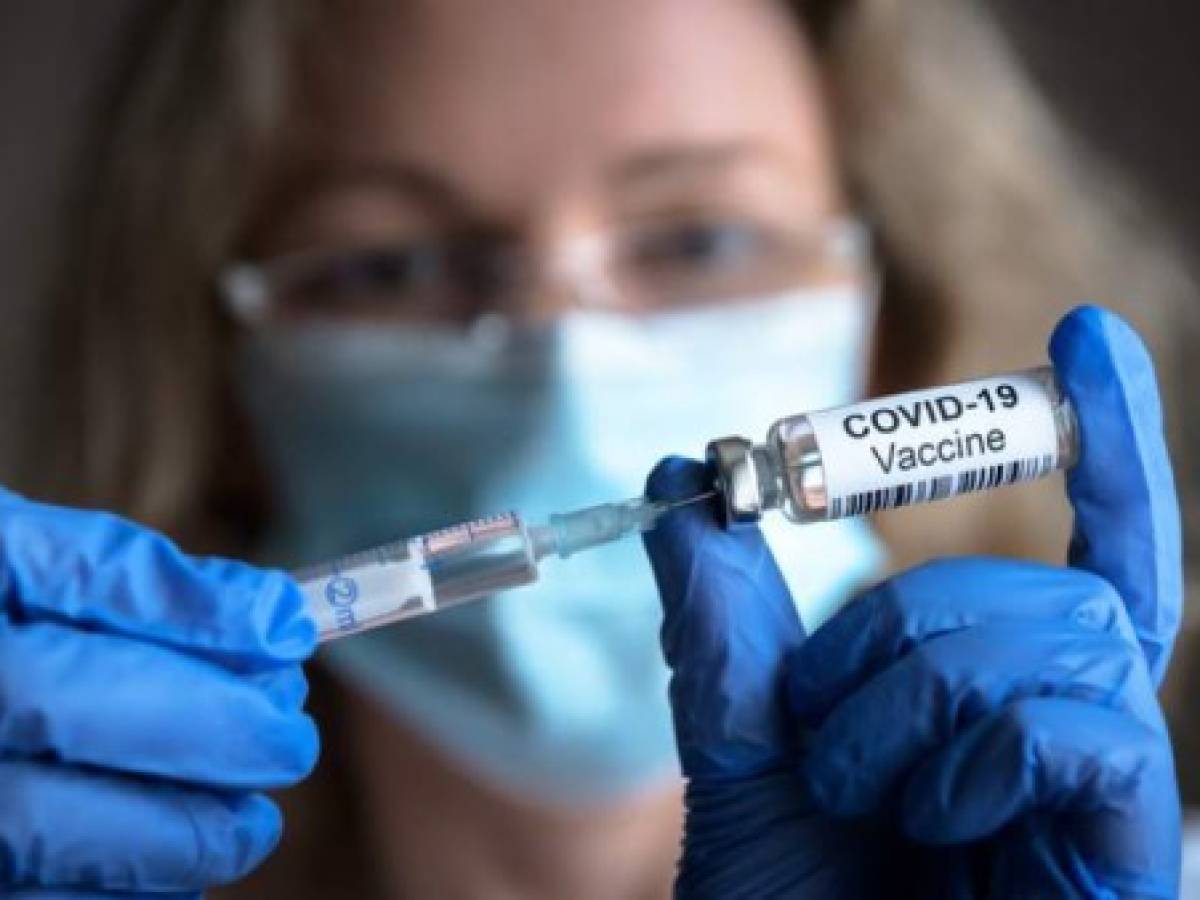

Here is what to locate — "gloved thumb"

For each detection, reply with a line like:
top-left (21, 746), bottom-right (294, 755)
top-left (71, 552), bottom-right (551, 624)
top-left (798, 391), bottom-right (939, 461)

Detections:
top-left (1050, 305), bottom-right (1181, 685)
top-left (643, 456), bottom-right (805, 781)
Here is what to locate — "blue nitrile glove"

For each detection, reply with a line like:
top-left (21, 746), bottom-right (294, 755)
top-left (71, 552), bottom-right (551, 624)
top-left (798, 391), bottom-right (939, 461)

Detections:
top-left (0, 493), bottom-right (319, 898)
top-left (644, 305), bottom-right (1182, 898)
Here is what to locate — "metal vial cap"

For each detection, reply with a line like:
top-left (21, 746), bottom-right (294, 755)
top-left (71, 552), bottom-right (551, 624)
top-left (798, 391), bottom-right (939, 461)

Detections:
top-left (706, 436), bottom-right (764, 525)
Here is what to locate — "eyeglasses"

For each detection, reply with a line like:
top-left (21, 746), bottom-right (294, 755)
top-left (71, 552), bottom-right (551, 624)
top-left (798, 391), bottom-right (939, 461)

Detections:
top-left (219, 217), bottom-right (871, 327)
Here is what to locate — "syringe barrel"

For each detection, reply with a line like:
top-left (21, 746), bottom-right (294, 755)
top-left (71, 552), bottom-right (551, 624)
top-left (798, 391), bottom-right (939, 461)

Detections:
top-left (423, 513), bottom-right (539, 603)
top-left (708, 366), bottom-right (1078, 525)
top-left (295, 539), bottom-right (434, 640)
top-left (297, 512), bottom-right (538, 641)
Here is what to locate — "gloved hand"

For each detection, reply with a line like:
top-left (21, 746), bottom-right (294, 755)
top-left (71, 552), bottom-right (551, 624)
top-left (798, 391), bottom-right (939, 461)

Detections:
top-left (0, 494), bottom-right (319, 897)
top-left (644, 305), bottom-right (1182, 898)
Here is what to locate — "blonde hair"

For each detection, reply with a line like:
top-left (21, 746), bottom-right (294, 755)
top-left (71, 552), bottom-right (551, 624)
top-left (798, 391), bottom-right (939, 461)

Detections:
top-left (33, 0), bottom-right (1194, 565)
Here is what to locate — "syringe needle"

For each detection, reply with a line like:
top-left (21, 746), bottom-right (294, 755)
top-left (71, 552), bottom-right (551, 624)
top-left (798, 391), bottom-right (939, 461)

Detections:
top-left (661, 490), bottom-right (717, 512)
top-left (537, 490), bottom-right (722, 561)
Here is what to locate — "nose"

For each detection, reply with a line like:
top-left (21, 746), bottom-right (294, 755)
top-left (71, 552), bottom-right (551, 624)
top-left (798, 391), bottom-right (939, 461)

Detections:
top-left (514, 235), bottom-right (621, 325)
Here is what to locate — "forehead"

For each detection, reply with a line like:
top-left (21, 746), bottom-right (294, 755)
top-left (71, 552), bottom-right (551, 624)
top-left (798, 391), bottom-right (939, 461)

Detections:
top-left (302, 0), bottom-right (834, 211)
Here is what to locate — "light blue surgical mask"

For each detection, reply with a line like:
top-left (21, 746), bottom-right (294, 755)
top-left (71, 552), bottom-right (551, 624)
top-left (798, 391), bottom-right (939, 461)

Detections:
top-left (237, 286), bottom-right (884, 804)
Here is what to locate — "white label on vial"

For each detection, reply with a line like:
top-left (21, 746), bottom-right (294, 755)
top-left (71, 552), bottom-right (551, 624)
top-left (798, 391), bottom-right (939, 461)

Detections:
top-left (296, 539), bottom-right (435, 641)
top-left (806, 373), bottom-right (1060, 519)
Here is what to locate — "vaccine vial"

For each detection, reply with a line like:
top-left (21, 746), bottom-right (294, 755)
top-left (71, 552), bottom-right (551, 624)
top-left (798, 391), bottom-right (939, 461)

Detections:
top-left (707, 366), bottom-right (1078, 525)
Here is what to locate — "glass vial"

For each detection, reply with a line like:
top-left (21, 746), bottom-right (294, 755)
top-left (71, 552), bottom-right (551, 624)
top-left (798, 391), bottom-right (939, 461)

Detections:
top-left (707, 366), bottom-right (1078, 525)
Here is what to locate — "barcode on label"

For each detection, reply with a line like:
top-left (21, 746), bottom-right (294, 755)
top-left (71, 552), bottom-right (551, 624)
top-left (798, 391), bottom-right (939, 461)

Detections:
top-left (828, 453), bottom-right (1056, 519)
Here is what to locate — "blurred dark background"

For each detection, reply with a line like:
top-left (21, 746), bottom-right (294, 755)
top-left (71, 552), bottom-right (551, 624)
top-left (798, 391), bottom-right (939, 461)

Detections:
top-left (989, 0), bottom-right (1200, 262)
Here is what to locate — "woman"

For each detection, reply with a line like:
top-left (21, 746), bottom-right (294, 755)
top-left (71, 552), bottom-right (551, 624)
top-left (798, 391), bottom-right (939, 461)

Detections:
top-left (9, 0), bottom-right (1189, 897)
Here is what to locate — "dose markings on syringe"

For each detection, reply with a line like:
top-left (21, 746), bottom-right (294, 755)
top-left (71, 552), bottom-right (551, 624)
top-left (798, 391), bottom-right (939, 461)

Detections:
top-left (422, 511), bottom-right (520, 555)
top-left (296, 538), bottom-right (436, 640)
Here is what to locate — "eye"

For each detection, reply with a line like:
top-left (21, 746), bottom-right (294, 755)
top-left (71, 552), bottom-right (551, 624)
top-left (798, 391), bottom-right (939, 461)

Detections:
top-left (281, 245), bottom-right (446, 315)
top-left (627, 220), bottom-right (777, 272)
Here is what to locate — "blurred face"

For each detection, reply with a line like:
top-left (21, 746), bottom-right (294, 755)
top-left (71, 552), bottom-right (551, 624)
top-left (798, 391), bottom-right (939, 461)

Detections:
top-left (245, 0), bottom-right (851, 326)
top-left (236, 4), bottom-right (861, 894)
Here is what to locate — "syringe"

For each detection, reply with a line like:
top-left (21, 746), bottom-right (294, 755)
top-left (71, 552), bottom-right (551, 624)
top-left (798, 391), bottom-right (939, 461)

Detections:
top-left (298, 493), bottom-right (714, 641)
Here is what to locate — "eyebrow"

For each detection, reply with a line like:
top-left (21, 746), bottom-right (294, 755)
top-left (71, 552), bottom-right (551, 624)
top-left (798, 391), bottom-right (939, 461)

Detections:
top-left (264, 141), bottom-right (790, 230)
top-left (273, 159), bottom-right (471, 219)
top-left (605, 141), bottom-right (781, 187)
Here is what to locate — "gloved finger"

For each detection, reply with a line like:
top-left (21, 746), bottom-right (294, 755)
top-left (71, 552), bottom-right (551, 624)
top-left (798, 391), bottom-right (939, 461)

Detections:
top-left (673, 771), bottom-right (878, 898)
top-left (0, 760), bottom-right (282, 892)
top-left (0, 619), bottom-right (318, 789)
top-left (245, 664), bottom-right (311, 711)
top-left (643, 456), bottom-right (803, 780)
top-left (789, 558), bottom-right (1134, 726)
top-left (1050, 305), bottom-right (1182, 685)
top-left (901, 698), bottom-right (1179, 896)
top-left (0, 493), bottom-right (316, 672)
top-left (800, 623), bottom-right (1155, 817)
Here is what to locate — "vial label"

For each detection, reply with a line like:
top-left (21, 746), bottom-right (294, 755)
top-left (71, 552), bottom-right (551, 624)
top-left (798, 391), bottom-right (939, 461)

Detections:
top-left (806, 372), bottom-right (1061, 519)
top-left (296, 539), bottom-right (435, 640)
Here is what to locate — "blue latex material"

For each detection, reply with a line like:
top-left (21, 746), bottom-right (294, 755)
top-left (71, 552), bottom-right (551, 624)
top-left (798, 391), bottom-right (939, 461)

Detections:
top-left (644, 306), bottom-right (1182, 898)
top-left (0, 493), bottom-right (319, 894)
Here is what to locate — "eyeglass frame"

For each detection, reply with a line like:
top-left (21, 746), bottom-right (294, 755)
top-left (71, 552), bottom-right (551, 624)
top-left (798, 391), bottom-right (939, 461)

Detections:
top-left (218, 216), bottom-right (875, 329)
